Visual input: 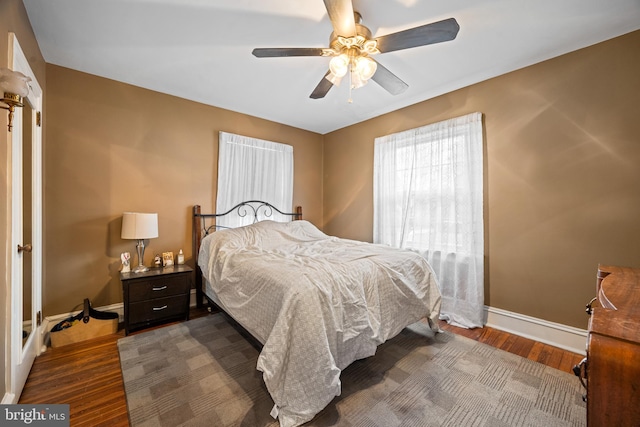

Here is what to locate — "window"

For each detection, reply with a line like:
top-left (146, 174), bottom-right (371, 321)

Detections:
top-left (374, 112), bottom-right (484, 328)
top-left (216, 132), bottom-right (293, 228)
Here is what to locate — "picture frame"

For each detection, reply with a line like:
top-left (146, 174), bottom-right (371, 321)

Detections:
top-left (162, 251), bottom-right (174, 266)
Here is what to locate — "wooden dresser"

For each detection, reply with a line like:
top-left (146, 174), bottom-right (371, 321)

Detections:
top-left (578, 265), bottom-right (640, 426)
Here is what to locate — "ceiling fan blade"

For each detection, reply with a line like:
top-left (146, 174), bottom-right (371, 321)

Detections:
top-left (323, 0), bottom-right (356, 37)
top-left (310, 71), bottom-right (334, 99)
top-left (371, 60), bottom-right (408, 95)
top-left (376, 18), bottom-right (460, 53)
top-left (252, 48), bottom-right (326, 58)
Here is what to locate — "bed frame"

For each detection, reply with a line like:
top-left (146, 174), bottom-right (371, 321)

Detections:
top-left (192, 201), bottom-right (302, 311)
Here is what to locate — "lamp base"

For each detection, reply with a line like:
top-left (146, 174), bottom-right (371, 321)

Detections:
top-left (133, 264), bottom-right (149, 273)
top-left (134, 239), bottom-right (148, 273)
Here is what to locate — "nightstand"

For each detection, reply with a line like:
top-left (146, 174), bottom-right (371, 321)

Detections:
top-left (120, 265), bottom-right (193, 335)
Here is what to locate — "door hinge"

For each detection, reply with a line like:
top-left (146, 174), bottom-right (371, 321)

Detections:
top-left (36, 311), bottom-right (42, 327)
top-left (36, 111), bottom-right (41, 127)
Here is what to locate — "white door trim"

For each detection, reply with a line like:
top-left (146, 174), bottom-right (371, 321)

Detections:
top-left (4, 32), bottom-right (43, 404)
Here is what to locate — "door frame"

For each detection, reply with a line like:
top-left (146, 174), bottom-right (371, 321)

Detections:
top-left (3, 32), bottom-right (43, 404)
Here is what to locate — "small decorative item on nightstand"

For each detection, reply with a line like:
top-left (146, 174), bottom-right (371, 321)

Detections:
top-left (162, 251), bottom-right (174, 266)
top-left (153, 254), bottom-right (162, 268)
top-left (177, 249), bottom-right (184, 265)
top-left (121, 252), bottom-right (131, 273)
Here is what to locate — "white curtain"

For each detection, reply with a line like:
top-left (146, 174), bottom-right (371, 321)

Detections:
top-left (216, 132), bottom-right (294, 228)
top-left (373, 112), bottom-right (484, 328)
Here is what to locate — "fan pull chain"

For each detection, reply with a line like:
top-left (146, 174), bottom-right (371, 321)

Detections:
top-left (348, 65), bottom-right (353, 104)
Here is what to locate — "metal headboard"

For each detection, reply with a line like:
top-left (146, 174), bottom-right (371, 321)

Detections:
top-left (192, 201), bottom-right (302, 308)
top-left (194, 200), bottom-right (302, 237)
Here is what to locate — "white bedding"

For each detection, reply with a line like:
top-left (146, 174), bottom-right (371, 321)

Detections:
top-left (197, 220), bottom-right (441, 427)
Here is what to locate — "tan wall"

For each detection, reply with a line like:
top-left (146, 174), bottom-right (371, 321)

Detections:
top-left (44, 65), bottom-right (323, 315)
top-left (323, 30), bottom-right (640, 330)
top-left (0, 0), bottom-right (47, 401)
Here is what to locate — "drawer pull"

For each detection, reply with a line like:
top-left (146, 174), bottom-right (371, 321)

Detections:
top-left (153, 305), bottom-right (168, 311)
top-left (152, 286), bottom-right (168, 291)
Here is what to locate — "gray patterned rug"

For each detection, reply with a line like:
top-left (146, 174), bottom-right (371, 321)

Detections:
top-left (117, 314), bottom-right (586, 427)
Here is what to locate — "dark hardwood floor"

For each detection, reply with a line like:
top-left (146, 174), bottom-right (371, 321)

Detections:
top-left (19, 307), bottom-right (584, 427)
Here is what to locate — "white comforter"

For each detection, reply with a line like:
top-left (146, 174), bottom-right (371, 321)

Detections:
top-left (198, 220), bottom-right (441, 427)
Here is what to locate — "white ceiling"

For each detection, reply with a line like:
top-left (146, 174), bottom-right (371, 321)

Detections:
top-left (23, 0), bottom-right (640, 134)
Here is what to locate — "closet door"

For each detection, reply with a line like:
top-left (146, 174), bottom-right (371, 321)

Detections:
top-left (4, 33), bottom-right (43, 404)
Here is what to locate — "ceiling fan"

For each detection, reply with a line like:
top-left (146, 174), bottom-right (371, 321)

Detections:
top-left (252, 0), bottom-right (460, 100)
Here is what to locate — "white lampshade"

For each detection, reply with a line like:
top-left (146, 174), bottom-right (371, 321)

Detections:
top-left (121, 212), bottom-right (159, 240)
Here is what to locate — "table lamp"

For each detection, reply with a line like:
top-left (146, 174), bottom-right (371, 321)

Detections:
top-left (121, 212), bottom-right (158, 273)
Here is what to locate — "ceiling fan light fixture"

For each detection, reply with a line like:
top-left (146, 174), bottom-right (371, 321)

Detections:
top-left (252, 3), bottom-right (460, 101)
top-left (355, 56), bottom-right (377, 80)
top-left (329, 54), bottom-right (349, 78)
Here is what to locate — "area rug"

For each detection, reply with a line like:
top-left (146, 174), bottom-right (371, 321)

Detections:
top-left (117, 314), bottom-right (586, 427)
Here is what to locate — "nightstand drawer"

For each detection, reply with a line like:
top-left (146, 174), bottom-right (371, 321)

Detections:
top-left (128, 275), bottom-right (189, 302)
top-left (129, 295), bottom-right (189, 325)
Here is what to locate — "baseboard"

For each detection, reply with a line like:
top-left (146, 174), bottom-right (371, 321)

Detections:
top-left (1, 392), bottom-right (17, 404)
top-left (484, 305), bottom-right (588, 355)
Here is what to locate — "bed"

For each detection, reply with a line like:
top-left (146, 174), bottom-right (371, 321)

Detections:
top-left (192, 201), bottom-right (442, 427)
